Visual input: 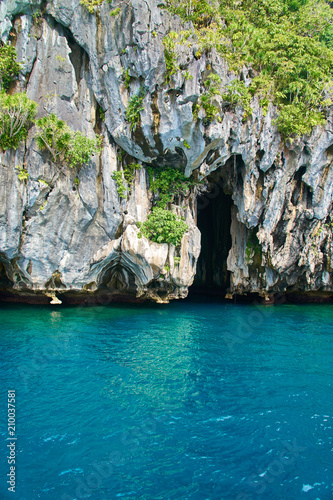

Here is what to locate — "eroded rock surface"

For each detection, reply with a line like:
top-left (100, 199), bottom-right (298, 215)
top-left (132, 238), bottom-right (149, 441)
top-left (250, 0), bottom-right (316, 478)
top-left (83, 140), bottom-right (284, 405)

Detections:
top-left (0, 0), bottom-right (332, 303)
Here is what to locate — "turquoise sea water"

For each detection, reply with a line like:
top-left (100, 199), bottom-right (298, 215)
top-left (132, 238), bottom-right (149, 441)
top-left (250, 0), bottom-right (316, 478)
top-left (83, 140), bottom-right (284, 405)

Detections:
top-left (0, 299), bottom-right (332, 500)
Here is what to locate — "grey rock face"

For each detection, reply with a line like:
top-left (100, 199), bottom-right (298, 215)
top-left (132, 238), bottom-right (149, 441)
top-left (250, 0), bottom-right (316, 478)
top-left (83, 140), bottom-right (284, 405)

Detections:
top-left (0, 0), bottom-right (332, 303)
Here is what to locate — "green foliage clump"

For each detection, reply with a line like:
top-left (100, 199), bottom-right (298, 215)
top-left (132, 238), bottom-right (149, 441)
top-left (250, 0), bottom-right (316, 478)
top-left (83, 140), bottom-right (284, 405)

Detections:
top-left (112, 162), bottom-right (141, 199)
top-left (0, 93), bottom-right (38, 151)
top-left (98, 106), bottom-right (105, 121)
top-left (147, 165), bottom-right (197, 208)
top-left (112, 171), bottom-right (126, 198)
top-left (117, 148), bottom-right (126, 163)
top-left (164, 0), bottom-right (333, 137)
top-left (166, 0), bottom-right (216, 28)
top-left (274, 103), bottom-right (326, 138)
top-left (124, 68), bottom-right (131, 90)
top-left (35, 114), bottom-right (72, 163)
top-left (123, 162), bottom-right (141, 186)
top-left (35, 113), bottom-right (100, 167)
top-left (39, 200), bottom-right (47, 211)
top-left (183, 70), bottom-right (193, 81)
top-left (55, 54), bottom-right (66, 71)
top-left (125, 88), bottom-right (145, 131)
top-left (80, 0), bottom-right (103, 13)
top-left (163, 31), bottom-right (180, 82)
top-left (15, 165), bottom-right (29, 182)
top-left (0, 44), bottom-right (21, 91)
top-left (139, 165), bottom-right (195, 248)
top-left (194, 73), bottom-right (223, 122)
top-left (32, 10), bottom-right (43, 25)
top-left (110, 7), bottom-right (121, 16)
top-left (222, 79), bottom-right (252, 119)
top-left (137, 207), bottom-right (188, 246)
top-left (67, 132), bottom-right (101, 168)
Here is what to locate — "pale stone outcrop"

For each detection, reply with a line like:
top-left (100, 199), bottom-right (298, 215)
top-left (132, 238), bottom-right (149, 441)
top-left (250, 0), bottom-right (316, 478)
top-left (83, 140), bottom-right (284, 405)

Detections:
top-left (0, 0), bottom-right (332, 302)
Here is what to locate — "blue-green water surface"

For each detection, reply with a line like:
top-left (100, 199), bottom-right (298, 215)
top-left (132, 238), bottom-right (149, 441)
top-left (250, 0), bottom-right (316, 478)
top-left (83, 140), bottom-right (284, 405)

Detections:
top-left (0, 299), bottom-right (332, 500)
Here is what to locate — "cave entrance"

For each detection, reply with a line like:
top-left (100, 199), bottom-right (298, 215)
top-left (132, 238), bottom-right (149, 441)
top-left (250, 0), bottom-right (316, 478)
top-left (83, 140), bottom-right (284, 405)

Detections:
top-left (193, 167), bottom-right (234, 293)
top-left (0, 260), bottom-right (13, 291)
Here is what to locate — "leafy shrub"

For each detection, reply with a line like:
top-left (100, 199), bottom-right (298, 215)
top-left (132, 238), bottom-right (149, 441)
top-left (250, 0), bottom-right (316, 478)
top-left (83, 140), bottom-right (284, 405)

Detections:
top-left (198, 74), bottom-right (223, 122)
top-left (111, 171), bottom-right (126, 198)
top-left (80, 0), bottom-right (103, 13)
top-left (66, 131), bottom-right (101, 168)
top-left (35, 114), bottom-right (72, 162)
top-left (55, 54), bottom-right (66, 71)
top-left (39, 200), bottom-right (47, 211)
top-left (0, 93), bottom-right (38, 151)
top-left (123, 162), bottom-right (141, 187)
top-left (35, 113), bottom-right (100, 167)
top-left (124, 68), bottom-right (131, 90)
top-left (112, 163), bottom-right (141, 199)
top-left (183, 70), bottom-right (193, 81)
top-left (222, 80), bottom-right (252, 119)
top-left (15, 165), bottom-right (29, 182)
top-left (125, 89), bottom-right (145, 131)
top-left (274, 103), bottom-right (325, 138)
top-left (32, 10), bottom-right (43, 26)
top-left (0, 44), bottom-right (21, 91)
top-left (110, 7), bottom-right (121, 16)
top-left (147, 166), bottom-right (198, 208)
top-left (163, 31), bottom-right (180, 82)
top-left (138, 207), bottom-right (188, 246)
top-left (164, 0), bottom-right (333, 137)
top-left (248, 73), bottom-right (274, 116)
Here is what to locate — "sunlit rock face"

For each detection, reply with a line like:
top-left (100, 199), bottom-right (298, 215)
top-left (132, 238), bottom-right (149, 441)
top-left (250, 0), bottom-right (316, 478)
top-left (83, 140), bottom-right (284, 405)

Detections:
top-left (0, 0), bottom-right (332, 303)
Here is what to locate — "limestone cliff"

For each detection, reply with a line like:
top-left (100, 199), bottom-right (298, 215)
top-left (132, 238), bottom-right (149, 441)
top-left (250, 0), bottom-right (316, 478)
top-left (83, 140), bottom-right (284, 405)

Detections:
top-left (0, 0), bottom-right (332, 304)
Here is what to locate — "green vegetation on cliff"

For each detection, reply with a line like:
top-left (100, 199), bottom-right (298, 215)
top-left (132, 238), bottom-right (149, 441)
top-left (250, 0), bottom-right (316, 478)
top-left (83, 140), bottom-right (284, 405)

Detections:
top-left (137, 207), bottom-right (188, 246)
top-left (0, 44), bottom-right (100, 166)
top-left (125, 88), bottom-right (145, 131)
top-left (165, 0), bottom-right (333, 137)
top-left (35, 113), bottom-right (101, 167)
top-left (147, 166), bottom-right (198, 208)
top-left (0, 45), bottom-right (37, 151)
top-left (112, 162), bottom-right (141, 199)
top-left (0, 44), bottom-right (21, 91)
top-left (0, 93), bottom-right (38, 151)
top-left (135, 166), bottom-right (198, 246)
top-left (80, 0), bottom-right (104, 14)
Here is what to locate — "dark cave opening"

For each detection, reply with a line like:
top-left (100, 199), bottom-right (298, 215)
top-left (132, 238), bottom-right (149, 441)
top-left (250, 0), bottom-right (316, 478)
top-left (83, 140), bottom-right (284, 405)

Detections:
top-left (193, 175), bottom-right (233, 293)
top-left (0, 262), bottom-right (12, 290)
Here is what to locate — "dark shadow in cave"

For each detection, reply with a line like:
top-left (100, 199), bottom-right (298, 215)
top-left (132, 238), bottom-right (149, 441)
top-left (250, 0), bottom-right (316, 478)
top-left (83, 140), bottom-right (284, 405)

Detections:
top-left (191, 167), bottom-right (234, 294)
top-left (0, 261), bottom-right (12, 290)
top-left (99, 264), bottom-right (137, 294)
